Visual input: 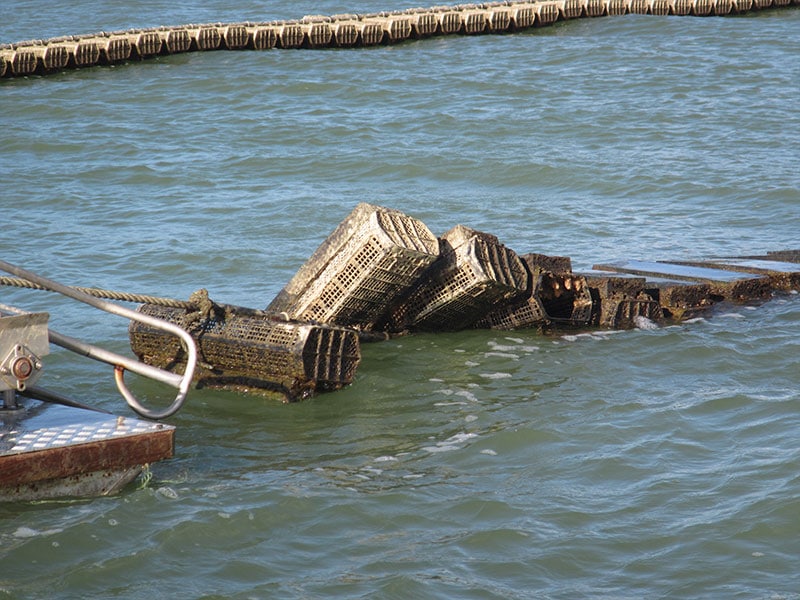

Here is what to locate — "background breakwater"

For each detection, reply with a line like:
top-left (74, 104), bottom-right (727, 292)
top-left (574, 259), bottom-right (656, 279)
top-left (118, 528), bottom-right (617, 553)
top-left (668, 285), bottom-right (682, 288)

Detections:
top-left (1, 0), bottom-right (798, 78)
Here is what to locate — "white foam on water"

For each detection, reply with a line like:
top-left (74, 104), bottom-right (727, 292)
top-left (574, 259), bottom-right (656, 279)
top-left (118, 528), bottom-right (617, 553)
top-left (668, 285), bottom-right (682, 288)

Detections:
top-left (445, 432), bottom-right (478, 444)
top-left (12, 526), bottom-right (63, 539)
top-left (488, 341), bottom-right (521, 352)
top-left (156, 486), bottom-right (179, 500)
top-left (454, 390), bottom-right (479, 402)
top-left (634, 315), bottom-right (660, 330)
top-left (478, 372), bottom-right (513, 380)
top-left (592, 330), bottom-right (623, 337)
top-left (374, 456), bottom-right (398, 463)
top-left (488, 340), bottom-right (539, 353)
top-left (484, 351), bottom-right (519, 360)
top-left (422, 431), bottom-right (479, 453)
top-left (14, 527), bottom-right (42, 539)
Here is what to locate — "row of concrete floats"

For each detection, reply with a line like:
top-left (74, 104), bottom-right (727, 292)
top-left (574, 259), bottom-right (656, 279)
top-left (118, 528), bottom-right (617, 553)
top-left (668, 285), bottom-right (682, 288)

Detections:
top-left (128, 203), bottom-right (800, 401)
top-left (3, 0), bottom-right (798, 78)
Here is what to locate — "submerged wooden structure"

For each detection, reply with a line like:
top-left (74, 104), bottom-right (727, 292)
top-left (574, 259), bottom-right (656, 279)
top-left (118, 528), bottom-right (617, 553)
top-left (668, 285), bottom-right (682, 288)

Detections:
top-left (2, 0), bottom-right (798, 78)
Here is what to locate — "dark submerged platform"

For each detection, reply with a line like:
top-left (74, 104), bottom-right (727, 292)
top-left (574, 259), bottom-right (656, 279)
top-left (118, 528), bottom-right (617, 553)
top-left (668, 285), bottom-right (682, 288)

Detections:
top-left (591, 259), bottom-right (775, 302)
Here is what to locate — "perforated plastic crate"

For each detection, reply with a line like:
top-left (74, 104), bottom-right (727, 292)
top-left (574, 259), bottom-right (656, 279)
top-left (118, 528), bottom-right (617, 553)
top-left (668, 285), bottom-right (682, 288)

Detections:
top-left (267, 203), bottom-right (440, 331)
top-left (100, 35), bottom-right (133, 63)
top-left (581, 274), bottom-right (664, 327)
top-left (390, 225), bottom-right (530, 332)
top-left (406, 10), bottom-right (439, 37)
top-left (129, 303), bottom-right (360, 400)
top-left (536, 271), bottom-right (594, 326)
top-left (475, 293), bottom-right (549, 330)
top-left (126, 30), bottom-right (163, 58)
top-left (475, 253), bottom-right (597, 330)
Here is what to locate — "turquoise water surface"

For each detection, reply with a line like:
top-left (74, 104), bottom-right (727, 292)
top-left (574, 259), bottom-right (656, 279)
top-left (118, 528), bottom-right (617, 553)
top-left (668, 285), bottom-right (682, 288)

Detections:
top-left (2, 2), bottom-right (799, 598)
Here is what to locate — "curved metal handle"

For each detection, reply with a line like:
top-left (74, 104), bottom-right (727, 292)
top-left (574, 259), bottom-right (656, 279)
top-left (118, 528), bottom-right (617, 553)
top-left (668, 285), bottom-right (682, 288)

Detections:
top-left (0, 260), bottom-right (197, 419)
top-left (115, 364), bottom-right (190, 419)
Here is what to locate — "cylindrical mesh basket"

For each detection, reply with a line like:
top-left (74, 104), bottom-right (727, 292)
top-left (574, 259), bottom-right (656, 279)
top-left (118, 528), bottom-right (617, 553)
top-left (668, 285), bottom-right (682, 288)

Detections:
top-left (129, 303), bottom-right (361, 400)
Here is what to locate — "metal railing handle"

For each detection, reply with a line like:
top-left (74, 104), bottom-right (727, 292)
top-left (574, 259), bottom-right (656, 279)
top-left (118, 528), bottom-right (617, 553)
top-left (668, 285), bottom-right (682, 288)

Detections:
top-left (0, 260), bottom-right (197, 419)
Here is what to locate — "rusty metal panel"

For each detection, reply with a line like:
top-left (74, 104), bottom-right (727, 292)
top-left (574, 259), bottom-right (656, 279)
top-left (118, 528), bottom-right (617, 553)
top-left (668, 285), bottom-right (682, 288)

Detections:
top-left (1, 403), bottom-right (174, 493)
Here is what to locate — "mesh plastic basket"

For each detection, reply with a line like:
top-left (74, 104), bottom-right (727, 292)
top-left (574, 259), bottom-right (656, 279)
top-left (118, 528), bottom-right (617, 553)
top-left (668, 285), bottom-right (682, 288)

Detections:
top-left (129, 303), bottom-right (361, 400)
top-left (580, 274), bottom-right (667, 328)
top-left (536, 271), bottom-right (594, 326)
top-left (392, 225), bottom-right (530, 332)
top-left (474, 293), bottom-right (549, 330)
top-left (267, 203), bottom-right (440, 331)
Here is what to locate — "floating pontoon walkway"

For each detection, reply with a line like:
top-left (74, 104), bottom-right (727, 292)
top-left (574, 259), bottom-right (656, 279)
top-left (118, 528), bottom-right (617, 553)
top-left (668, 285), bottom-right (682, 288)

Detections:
top-left (2, 0), bottom-right (798, 78)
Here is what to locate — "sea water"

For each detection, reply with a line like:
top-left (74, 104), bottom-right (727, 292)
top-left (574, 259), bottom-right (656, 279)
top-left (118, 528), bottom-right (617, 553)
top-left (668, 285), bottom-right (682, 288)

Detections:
top-left (1, 2), bottom-right (799, 598)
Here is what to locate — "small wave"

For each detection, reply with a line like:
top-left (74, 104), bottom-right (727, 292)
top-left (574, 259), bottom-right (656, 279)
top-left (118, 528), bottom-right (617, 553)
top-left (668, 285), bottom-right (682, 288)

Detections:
top-left (634, 315), bottom-right (660, 330)
top-left (422, 432), bottom-right (479, 453)
top-left (478, 372), bottom-right (513, 380)
top-left (455, 390), bottom-right (479, 402)
top-left (13, 526), bottom-right (62, 538)
top-left (484, 351), bottom-right (520, 360)
top-left (374, 456), bottom-right (398, 463)
top-left (684, 317), bottom-right (708, 324)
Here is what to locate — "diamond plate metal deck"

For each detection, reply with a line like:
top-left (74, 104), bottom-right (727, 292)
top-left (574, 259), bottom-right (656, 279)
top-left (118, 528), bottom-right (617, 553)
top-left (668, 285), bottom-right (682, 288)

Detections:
top-left (1, 400), bottom-right (174, 501)
top-left (1, 405), bottom-right (171, 455)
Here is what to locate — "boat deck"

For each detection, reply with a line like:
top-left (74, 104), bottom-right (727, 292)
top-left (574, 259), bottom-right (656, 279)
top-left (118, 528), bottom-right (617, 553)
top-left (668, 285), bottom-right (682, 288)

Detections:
top-left (0, 399), bottom-right (174, 502)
